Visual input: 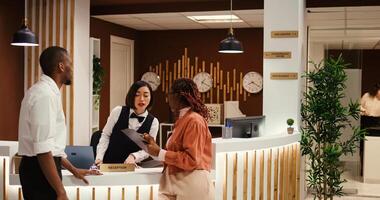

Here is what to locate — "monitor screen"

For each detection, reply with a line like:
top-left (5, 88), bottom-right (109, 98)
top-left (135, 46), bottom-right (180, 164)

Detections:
top-left (65, 146), bottom-right (94, 169)
top-left (225, 116), bottom-right (265, 138)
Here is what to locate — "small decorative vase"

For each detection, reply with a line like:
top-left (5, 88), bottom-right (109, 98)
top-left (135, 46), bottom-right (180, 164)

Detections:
top-left (287, 127), bottom-right (294, 134)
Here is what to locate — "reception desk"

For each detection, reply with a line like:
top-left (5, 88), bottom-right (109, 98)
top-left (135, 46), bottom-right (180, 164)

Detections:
top-left (213, 133), bottom-right (302, 200)
top-left (1, 133), bottom-right (302, 200)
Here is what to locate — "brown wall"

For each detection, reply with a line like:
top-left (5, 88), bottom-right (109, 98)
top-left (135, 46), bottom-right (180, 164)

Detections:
top-left (90, 17), bottom-right (138, 129)
top-left (0, 0), bottom-right (25, 140)
top-left (90, 18), bottom-right (263, 128)
top-left (327, 49), bottom-right (380, 96)
top-left (135, 28), bottom-right (263, 123)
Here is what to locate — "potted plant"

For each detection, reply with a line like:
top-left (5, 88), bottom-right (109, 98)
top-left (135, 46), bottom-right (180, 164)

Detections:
top-left (93, 55), bottom-right (104, 110)
top-left (287, 118), bottom-right (294, 134)
top-left (300, 55), bottom-right (366, 200)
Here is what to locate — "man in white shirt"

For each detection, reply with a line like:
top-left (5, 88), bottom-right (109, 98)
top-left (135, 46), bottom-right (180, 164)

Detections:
top-left (18, 46), bottom-right (100, 200)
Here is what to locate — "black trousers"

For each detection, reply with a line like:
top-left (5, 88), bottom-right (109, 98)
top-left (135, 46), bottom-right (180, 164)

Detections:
top-left (19, 156), bottom-right (62, 200)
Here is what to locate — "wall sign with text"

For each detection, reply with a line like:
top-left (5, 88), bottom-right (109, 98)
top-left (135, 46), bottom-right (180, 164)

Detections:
top-left (271, 31), bottom-right (298, 38)
top-left (264, 51), bottom-right (292, 59)
top-left (270, 72), bottom-right (298, 80)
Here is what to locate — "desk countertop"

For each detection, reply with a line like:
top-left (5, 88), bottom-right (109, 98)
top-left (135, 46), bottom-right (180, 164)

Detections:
top-left (212, 133), bottom-right (300, 153)
top-left (10, 168), bottom-right (163, 186)
top-left (9, 168), bottom-right (217, 186)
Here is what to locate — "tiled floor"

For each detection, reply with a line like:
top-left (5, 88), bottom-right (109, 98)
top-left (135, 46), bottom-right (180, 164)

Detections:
top-left (305, 161), bottom-right (380, 199)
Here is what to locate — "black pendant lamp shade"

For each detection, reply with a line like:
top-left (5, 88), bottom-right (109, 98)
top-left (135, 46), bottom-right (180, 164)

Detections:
top-left (218, 28), bottom-right (243, 53)
top-left (11, 18), bottom-right (38, 47)
top-left (218, 0), bottom-right (243, 54)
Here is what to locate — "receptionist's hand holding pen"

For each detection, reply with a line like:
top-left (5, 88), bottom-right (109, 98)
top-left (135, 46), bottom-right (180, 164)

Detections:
top-left (143, 133), bottom-right (160, 156)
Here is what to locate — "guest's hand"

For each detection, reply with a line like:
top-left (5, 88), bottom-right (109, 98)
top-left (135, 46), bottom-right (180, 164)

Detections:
top-left (73, 168), bottom-right (102, 184)
top-left (143, 133), bottom-right (160, 156)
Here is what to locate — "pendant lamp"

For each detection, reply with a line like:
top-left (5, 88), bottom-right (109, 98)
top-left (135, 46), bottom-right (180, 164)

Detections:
top-left (218, 0), bottom-right (243, 53)
top-left (11, 18), bottom-right (38, 47)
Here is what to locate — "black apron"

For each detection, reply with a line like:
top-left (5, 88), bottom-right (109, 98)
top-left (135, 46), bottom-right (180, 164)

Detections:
top-left (103, 106), bottom-right (154, 163)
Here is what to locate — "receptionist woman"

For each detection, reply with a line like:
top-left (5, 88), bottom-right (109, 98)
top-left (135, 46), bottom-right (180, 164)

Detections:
top-left (95, 81), bottom-right (159, 165)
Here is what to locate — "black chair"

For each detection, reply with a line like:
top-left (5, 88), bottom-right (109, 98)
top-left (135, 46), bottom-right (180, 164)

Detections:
top-left (90, 130), bottom-right (102, 158)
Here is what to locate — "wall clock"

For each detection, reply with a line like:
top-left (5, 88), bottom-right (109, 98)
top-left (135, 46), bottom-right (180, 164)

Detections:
top-left (243, 71), bottom-right (263, 93)
top-left (141, 72), bottom-right (161, 91)
top-left (193, 72), bottom-right (213, 93)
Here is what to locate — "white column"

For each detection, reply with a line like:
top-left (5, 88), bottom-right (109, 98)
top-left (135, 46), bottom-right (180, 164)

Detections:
top-left (263, 0), bottom-right (306, 135)
top-left (73, 0), bottom-right (90, 145)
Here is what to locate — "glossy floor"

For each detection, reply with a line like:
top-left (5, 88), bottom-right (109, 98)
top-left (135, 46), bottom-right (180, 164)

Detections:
top-left (306, 161), bottom-right (380, 199)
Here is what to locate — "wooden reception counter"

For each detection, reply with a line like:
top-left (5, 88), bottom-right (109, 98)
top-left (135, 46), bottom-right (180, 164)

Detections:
top-left (1, 133), bottom-right (302, 200)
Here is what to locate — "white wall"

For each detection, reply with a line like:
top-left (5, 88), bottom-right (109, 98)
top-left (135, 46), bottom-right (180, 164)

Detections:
top-left (308, 42), bottom-right (325, 72)
top-left (73, 0), bottom-right (90, 145)
top-left (341, 69), bottom-right (362, 162)
top-left (263, 0), bottom-right (306, 135)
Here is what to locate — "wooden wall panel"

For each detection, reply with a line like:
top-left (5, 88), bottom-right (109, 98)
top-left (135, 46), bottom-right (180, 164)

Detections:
top-left (23, 0), bottom-right (75, 144)
top-left (0, 0), bottom-right (25, 140)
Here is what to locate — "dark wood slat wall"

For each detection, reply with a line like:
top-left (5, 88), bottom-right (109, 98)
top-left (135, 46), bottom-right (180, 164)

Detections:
top-left (0, 0), bottom-right (25, 141)
top-left (0, 0), bottom-right (76, 142)
top-left (135, 28), bottom-right (263, 124)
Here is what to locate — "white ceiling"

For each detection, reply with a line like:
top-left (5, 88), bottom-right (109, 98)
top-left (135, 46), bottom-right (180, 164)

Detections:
top-left (93, 9), bottom-right (263, 30)
top-left (93, 6), bottom-right (380, 49)
top-left (307, 6), bottom-right (380, 49)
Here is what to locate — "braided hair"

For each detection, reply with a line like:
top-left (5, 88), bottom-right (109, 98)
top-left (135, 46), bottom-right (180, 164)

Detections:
top-left (171, 78), bottom-right (209, 120)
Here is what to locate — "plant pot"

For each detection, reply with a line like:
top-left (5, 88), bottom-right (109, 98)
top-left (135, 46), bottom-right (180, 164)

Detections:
top-left (287, 127), bottom-right (294, 134)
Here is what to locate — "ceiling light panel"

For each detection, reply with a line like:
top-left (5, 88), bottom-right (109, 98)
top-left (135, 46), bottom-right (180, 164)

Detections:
top-left (187, 15), bottom-right (243, 23)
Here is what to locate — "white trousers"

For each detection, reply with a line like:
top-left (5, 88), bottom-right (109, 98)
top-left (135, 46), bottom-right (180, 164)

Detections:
top-left (158, 169), bottom-right (214, 200)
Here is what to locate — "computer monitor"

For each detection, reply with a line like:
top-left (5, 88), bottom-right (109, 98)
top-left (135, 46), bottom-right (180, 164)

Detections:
top-left (225, 116), bottom-right (265, 138)
top-left (65, 146), bottom-right (94, 169)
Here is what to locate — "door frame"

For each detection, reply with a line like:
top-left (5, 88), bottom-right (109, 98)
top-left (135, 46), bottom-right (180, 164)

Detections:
top-left (110, 35), bottom-right (134, 111)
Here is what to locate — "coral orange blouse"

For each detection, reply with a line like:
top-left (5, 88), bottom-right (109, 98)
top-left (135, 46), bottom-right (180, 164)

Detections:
top-left (162, 110), bottom-right (212, 174)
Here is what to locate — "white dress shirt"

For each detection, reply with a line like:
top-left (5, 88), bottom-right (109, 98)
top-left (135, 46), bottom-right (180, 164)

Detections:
top-left (18, 74), bottom-right (67, 157)
top-left (96, 106), bottom-right (159, 163)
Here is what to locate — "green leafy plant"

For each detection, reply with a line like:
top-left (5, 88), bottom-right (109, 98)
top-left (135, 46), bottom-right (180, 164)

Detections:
top-left (287, 118), bottom-right (294, 127)
top-left (300, 55), bottom-right (366, 200)
top-left (93, 55), bottom-right (104, 110)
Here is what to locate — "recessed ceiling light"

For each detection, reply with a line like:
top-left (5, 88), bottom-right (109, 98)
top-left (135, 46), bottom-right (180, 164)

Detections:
top-left (187, 15), bottom-right (243, 23)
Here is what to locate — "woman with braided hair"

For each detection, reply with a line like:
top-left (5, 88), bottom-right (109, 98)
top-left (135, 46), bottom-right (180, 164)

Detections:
top-left (144, 78), bottom-right (214, 200)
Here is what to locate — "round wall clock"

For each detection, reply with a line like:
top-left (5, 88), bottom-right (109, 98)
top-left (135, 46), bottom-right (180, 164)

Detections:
top-left (141, 72), bottom-right (161, 91)
top-left (243, 71), bottom-right (263, 93)
top-left (193, 72), bottom-right (213, 93)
